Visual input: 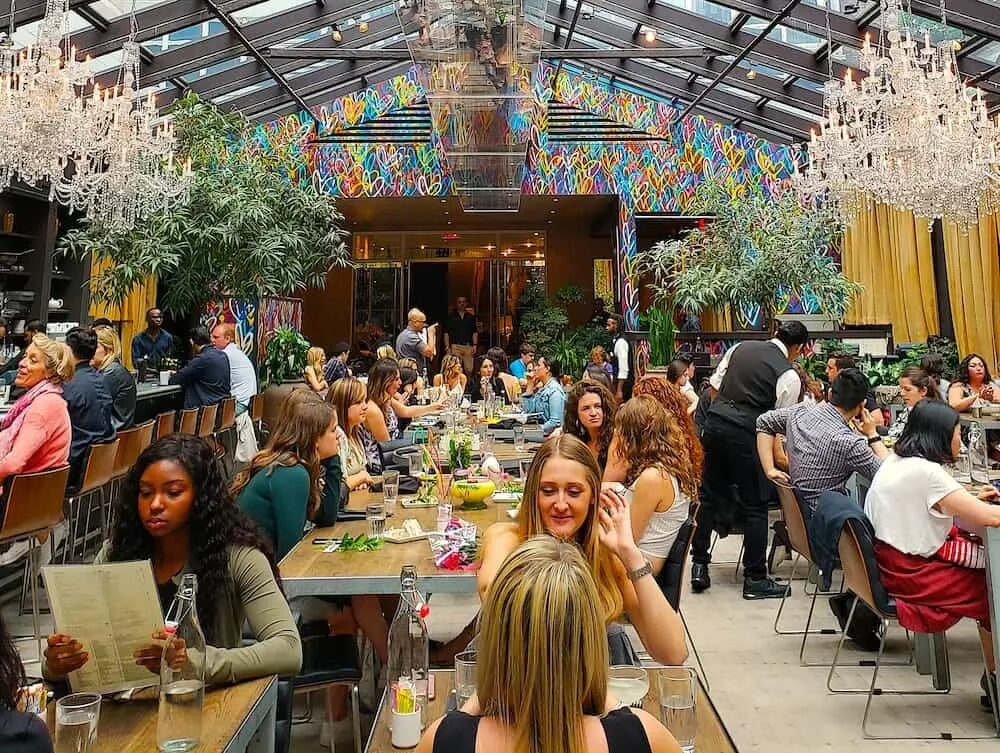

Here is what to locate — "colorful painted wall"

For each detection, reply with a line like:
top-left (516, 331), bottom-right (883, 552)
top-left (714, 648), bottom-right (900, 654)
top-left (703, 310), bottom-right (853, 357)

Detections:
top-left (251, 63), bottom-right (797, 329)
top-left (200, 296), bottom-right (303, 365)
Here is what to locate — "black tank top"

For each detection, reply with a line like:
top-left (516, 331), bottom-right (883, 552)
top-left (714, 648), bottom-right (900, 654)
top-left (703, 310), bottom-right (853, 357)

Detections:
top-left (431, 707), bottom-right (653, 753)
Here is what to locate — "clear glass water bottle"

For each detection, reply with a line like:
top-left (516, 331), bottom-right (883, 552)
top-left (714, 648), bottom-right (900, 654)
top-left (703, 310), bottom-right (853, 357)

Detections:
top-left (387, 566), bottom-right (430, 721)
top-left (969, 420), bottom-right (989, 483)
top-left (157, 574), bottom-right (206, 753)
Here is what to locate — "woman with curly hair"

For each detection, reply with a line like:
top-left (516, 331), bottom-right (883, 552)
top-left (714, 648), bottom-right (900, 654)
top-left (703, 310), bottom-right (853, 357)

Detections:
top-left (0, 612), bottom-right (50, 751)
top-left (43, 434), bottom-right (302, 686)
top-left (609, 396), bottom-right (697, 576)
top-left (562, 381), bottom-right (617, 469)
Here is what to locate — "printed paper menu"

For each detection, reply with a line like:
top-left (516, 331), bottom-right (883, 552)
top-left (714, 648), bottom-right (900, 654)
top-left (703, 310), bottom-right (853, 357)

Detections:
top-left (42, 560), bottom-right (164, 695)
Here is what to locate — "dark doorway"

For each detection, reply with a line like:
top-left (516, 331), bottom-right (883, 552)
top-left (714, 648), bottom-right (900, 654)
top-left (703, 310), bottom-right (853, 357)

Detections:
top-left (409, 262), bottom-right (450, 336)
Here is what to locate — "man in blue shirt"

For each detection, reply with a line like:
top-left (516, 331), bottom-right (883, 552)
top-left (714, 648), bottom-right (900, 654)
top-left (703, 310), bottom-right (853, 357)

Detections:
top-left (62, 327), bottom-right (114, 487)
top-left (520, 356), bottom-right (566, 436)
top-left (131, 307), bottom-right (175, 366)
top-left (509, 342), bottom-right (534, 380)
top-left (169, 326), bottom-right (231, 409)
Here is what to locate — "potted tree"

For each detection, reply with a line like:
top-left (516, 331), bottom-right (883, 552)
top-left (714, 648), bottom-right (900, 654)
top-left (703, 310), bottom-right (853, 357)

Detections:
top-left (260, 327), bottom-right (312, 424)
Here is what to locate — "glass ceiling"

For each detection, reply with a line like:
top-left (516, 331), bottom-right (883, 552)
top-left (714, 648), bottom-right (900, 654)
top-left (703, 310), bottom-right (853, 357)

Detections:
top-left (2, 0), bottom-right (996, 144)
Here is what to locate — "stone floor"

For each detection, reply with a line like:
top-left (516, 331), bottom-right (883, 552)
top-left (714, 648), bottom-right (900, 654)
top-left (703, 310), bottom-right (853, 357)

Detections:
top-left (7, 531), bottom-right (999, 752)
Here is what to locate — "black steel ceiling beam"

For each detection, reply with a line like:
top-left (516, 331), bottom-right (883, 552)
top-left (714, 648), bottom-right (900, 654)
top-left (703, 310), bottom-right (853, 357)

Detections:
top-left (968, 59), bottom-right (1000, 86)
top-left (262, 46), bottom-right (705, 60)
top-left (72, 2), bottom-right (108, 32)
top-left (908, 0), bottom-right (1000, 45)
top-left (553, 0), bottom-right (585, 88)
top-left (729, 12), bottom-right (750, 35)
top-left (200, 0), bottom-right (314, 118)
top-left (12, 0), bottom-right (91, 27)
top-left (855, 3), bottom-right (881, 31)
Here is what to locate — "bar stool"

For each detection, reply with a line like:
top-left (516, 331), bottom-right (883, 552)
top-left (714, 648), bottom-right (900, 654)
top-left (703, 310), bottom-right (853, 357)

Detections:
top-left (196, 403), bottom-right (219, 439)
top-left (215, 397), bottom-right (238, 471)
top-left (154, 410), bottom-right (177, 439)
top-left (64, 438), bottom-right (120, 563)
top-left (0, 466), bottom-right (71, 648)
top-left (105, 421), bottom-right (155, 532)
top-left (178, 407), bottom-right (199, 435)
top-left (250, 394), bottom-right (265, 441)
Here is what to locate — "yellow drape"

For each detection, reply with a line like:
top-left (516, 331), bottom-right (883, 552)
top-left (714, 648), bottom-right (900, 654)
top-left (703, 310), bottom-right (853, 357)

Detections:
top-left (701, 306), bottom-right (732, 332)
top-left (88, 258), bottom-right (158, 370)
top-left (942, 211), bottom-right (1000, 370)
top-left (842, 202), bottom-right (939, 343)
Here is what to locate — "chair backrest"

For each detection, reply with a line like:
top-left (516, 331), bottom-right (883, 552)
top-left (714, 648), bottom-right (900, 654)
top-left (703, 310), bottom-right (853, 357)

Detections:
top-left (775, 482), bottom-right (813, 561)
top-left (250, 394), bottom-right (264, 423)
top-left (0, 466), bottom-right (71, 540)
top-left (78, 438), bottom-right (121, 495)
top-left (134, 420), bottom-right (155, 455)
top-left (155, 411), bottom-right (177, 439)
top-left (197, 403), bottom-right (219, 438)
top-left (654, 501), bottom-right (700, 611)
top-left (112, 421), bottom-right (155, 479)
top-left (218, 397), bottom-right (237, 432)
top-left (837, 517), bottom-right (896, 619)
top-left (178, 408), bottom-right (199, 435)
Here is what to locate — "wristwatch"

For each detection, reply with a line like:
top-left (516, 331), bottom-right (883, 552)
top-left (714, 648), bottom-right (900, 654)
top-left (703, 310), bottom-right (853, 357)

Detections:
top-left (867, 434), bottom-right (882, 445)
top-left (626, 559), bottom-right (653, 582)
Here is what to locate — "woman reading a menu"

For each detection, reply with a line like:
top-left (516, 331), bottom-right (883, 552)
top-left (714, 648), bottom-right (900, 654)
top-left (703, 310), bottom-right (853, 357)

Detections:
top-left (43, 434), bottom-right (302, 686)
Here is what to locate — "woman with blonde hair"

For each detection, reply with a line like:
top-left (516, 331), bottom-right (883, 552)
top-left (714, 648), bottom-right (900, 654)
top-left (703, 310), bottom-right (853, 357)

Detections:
top-left (326, 377), bottom-right (376, 489)
top-left (93, 325), bottom-right (136, 430)
top-left (478, 434), bottom-right (687, 666)
top-left (418, 537), bottom-right (678, 753)
top-left (433, 354), bottom-right (467, 396)
top-left (304, 347), bottom-right (328, 395)
top-left (610, 396), bottom-right (696, 575)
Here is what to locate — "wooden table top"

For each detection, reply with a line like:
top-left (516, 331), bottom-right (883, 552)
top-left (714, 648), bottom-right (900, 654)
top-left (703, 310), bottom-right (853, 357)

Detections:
top-left (958, 413), bottom-right (1000, 430)
top-left (45, 676), bottom-right (276, 753)
top-left (365, 670), bottom-right (737, 753)
top-left (280, 480), bottom-right (518, 599)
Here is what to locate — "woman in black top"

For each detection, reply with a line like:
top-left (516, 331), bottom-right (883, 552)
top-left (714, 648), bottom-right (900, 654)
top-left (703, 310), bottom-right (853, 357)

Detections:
top-left (0, 613), bottom-right (52, 753)
top-left (416, 537), bottom-right (678, 753)
top-left (469, 355), bottom-right (507, 404)
top-left (93, 325), bottom-right (137, 431)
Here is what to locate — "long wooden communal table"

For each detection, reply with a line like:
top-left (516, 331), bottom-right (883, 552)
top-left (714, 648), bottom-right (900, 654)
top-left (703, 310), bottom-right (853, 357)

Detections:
top-left (280, 482), bottom-right (517, 599)
top-left (364, 670), bottom-right (738, 753)
top-left (45, 676), bottom-right (278, 753)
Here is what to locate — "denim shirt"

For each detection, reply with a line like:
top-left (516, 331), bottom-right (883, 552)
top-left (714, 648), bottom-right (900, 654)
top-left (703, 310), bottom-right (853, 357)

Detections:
top-left (522, 378), bottom-right (566, 436)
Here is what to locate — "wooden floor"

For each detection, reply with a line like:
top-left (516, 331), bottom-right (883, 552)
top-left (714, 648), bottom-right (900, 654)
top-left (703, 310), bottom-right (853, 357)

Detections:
top-left (9, 529), bottom-right (998, 752)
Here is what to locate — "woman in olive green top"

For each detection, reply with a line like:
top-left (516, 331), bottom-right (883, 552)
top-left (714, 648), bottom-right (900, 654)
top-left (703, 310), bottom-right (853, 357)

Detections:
top-left (44, 435), bottom-right (301, 686)
top-left (233, 396), bottom-right (343, 560)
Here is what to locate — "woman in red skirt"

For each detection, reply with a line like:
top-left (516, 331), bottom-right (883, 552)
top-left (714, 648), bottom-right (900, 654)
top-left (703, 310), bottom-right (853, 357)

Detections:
top-left (864, 399), bottom-right (1000, 707)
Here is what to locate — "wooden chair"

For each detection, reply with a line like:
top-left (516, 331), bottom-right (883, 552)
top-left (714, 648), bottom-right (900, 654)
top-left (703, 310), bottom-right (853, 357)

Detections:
top-left (0, 466), bottom-right (71, 647)
top-left (214, 397), bottom-right (238, 470)
top-left (197, 403), bottom-right (219, 439)
top-left (154, 410), bottom-right (177, 439)
top-left (824, 519), bottom-right (996, 739)
top-left (178, 407), bottom-right (198, 435)
top-left (64, 438), bottom-right (120, 563)
top-left (772, 482), bottom-right (841, 665)
top-left (105, 422), bottom-right (155, 532)
top-left (249, 394), bottom-right (265, 441)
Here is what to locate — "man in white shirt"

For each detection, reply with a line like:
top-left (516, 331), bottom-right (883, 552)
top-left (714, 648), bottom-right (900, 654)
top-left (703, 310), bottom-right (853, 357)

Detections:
top-left (607, 314), bottom-right (631, 401)
top-left (211, 322), bottom-right (259, 462)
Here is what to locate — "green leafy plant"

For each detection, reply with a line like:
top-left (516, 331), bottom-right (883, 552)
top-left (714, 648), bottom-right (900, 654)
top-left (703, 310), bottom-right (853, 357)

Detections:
top-left (549, 333), bottom-right (587, 377)
top-left (263, 328), bottom-right (311, 386)
top-left (641, 307), bottom-right (677, 367)
top-left (637, 179), bottom-right (860, 334)
top-left (519, 280), bottom-right (569, 355)
top-left (59, 93), bottom-right (350, 316)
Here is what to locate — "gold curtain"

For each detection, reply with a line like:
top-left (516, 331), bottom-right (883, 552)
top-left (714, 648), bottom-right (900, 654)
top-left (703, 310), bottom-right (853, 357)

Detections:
top-left (700, 306), bottom-right (732, 332)
top-left (88, 258), bottom-right (158, 370)
top-left (842, 203), bottom-right (939, 343)
top-left (942, 211), bottom-right (1000, 369)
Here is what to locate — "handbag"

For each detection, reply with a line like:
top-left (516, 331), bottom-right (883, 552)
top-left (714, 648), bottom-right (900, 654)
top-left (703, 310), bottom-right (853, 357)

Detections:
top-left (936, 526), bottom-right (986, 569)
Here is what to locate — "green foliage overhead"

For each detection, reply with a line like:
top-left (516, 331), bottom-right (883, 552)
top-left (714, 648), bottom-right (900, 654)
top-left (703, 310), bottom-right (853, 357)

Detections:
top-left (59, 93), bottom-right (350, 316)
top-left (636, 179), bottom-right (860, 332)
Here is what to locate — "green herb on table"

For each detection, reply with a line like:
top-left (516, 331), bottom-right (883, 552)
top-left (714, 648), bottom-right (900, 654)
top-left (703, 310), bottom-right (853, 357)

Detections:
top-left (499, 479), bottom-right (524, 494)
top-left (337, 533), bottom-right (384, 552)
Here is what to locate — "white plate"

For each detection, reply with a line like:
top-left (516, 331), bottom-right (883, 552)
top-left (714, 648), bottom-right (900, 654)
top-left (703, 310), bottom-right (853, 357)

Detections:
top-left (506, 508), bottom-right (519, 519)
top-left (382, 530), bottom-right (429, 544)
top-left (401, 496), bottom-right (439, 508)
top-left (493, 492), bottom-right (523, 502)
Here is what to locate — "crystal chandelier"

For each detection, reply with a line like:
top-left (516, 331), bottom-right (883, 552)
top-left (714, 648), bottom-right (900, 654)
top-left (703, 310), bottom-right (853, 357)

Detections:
top-left (795, 0), bottom-right (1000, 229)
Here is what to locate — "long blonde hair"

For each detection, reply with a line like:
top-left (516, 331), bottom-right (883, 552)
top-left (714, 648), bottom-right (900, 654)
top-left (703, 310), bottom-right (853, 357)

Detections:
top-left (327, 376), bottom-right (366, 444)
top-left (519, 434), bottom-right (624, 625)
top-left (93, 325), bottom-right (123, 371)
top-left (478, 536), bottom-right (609, 753)
top-left (306, 347), bottom-right (326, 374)
top-left (440, 354), bottom-right (462, 385)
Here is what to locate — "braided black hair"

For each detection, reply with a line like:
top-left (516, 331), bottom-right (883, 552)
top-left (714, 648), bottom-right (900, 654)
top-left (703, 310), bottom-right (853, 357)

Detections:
top-left (0, 613), bottom-right (26, 710)
top-left (108, 434), bottom-right (281, 644)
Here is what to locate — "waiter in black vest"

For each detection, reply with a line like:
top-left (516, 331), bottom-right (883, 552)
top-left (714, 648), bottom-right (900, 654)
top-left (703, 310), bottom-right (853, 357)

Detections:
top-left (691, 321), bottom-right (809, 600)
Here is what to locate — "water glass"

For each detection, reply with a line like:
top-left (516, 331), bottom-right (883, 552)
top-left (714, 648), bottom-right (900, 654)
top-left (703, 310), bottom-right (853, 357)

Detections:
top-left (383, 470), bottom-right (400, 516)
top-left (366, 503), bottom-right (386, 539)
top-left (657, 667), bottom-right (697, 753)
top-left (408, 451), bottom-right (424, 477)
top-left (608, 665), bottom-right (649, 708)
top-left (512, 424), bottom-right (526, 452)
top-left (454, 650), bottom-right (477, 709)
top-left (55, 693), bottom-right (101, 753)
top-left (477, 423), bottom-right (491, 454)
top-left (445, 411), bottom-right (457, 432)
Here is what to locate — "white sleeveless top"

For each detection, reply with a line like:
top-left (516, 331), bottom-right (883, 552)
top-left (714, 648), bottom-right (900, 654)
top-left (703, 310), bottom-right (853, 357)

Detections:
top-left (626, 474), bottom-right (691, 559)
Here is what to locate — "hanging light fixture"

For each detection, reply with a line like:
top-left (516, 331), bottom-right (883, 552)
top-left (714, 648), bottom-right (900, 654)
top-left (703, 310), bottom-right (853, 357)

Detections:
top-left (332, 24), bottom-right (342, 42)
top-left (643, 27), bottom-right (656, 43)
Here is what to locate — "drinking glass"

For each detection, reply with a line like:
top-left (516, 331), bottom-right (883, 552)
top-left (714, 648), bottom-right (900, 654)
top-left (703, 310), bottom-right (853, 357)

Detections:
top-left (383, 470), bottom-right (400, 516)
top-left (407, 452), bottom-right (424, 478)
top-left (445, 411), bottom-right (457, 432)
top-left (454, 650), bottom-right (477, 709)
top-left (512, 424), bottom-right (526, 453)
top-left (477, 423), bottom-right (491, 455)
top-left (55, 693), bottom-right (101, 753)
top-left (657, 667), bottom-right (697, 753)
top-left (366, 503), bottom-right (386, 539)
top-left (608, 665), bottom-right (649, 708)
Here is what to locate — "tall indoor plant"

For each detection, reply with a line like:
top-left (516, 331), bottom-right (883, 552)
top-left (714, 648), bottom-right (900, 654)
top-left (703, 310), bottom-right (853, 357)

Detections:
top-left (59, 94), bottom-right (350, 317)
